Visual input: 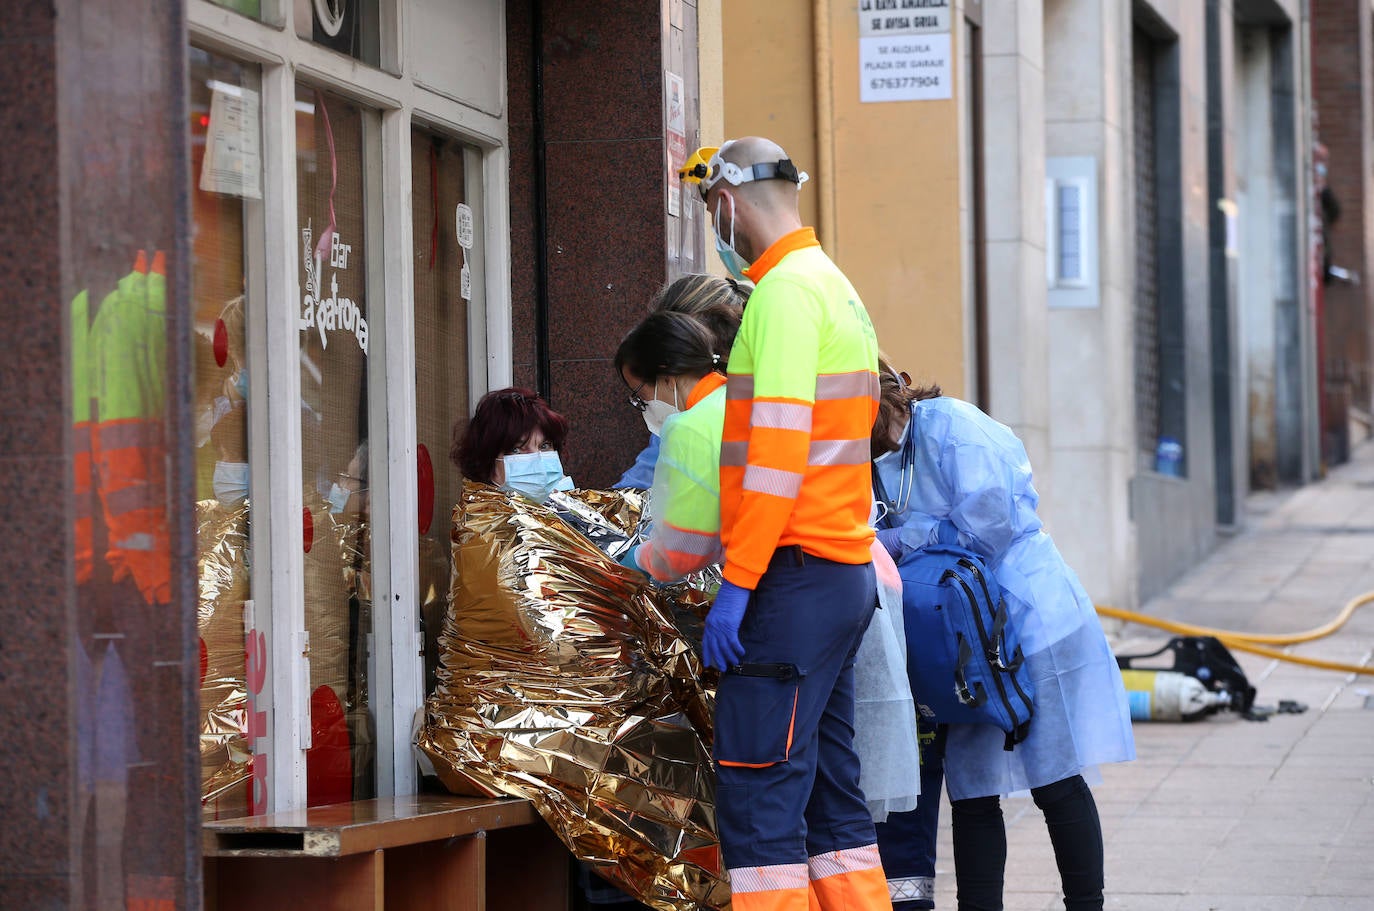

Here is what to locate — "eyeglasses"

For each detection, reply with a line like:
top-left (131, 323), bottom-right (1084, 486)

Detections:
top-left (627, 378), bottom-right (651, 412)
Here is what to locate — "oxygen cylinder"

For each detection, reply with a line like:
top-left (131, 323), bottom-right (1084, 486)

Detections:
top-left (1120, 669), bottom-right (1229, 722)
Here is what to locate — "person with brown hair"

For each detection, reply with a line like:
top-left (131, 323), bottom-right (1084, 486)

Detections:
top-left (614, 275), bottom-right (747, 581)
top-left (869, 360), bottom-right (1135, 911)
top-left (613, 274), bottom-right (748, 490)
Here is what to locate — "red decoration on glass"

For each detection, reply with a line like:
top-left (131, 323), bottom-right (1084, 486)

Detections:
top-left (417, 444), bottom-right (435, 535)
top-left (213, 318), bottom-right (229, 367)
top-left (199, 637), bottom-right (208, 690)
top-left (303, 506), bottom-right (314, 553)
top-left (306, 685), bottom-right (352, 808)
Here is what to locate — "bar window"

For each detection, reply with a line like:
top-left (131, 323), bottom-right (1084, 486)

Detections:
top-left (295, 0), bottom-right (382, 67)
top-left (411, 127), bottom-right (473, 696)
top-left (190, 47), bottom-right (262, 819)
top-left (296, 84), bottom-right (378, 806)
top-left (208, 0), bottom-right (263, 19)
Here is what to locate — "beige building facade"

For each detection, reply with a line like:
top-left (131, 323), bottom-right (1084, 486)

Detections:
top-left (707, 0), bottom-right (1323, 608)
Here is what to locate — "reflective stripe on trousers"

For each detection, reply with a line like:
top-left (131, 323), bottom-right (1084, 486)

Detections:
top-left (715, 553), bottom-right (889, 910)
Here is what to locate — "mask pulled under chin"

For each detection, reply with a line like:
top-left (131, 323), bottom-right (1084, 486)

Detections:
top-left (713, 195), bottom-right (749, 281)
top-left (501, 450), bottom-right (573, 503)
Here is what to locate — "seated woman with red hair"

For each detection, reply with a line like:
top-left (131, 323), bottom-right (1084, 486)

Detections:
top-left (450, 386), bottom-right (573, 500)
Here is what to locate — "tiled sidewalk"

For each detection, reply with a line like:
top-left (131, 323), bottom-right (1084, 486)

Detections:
top-left (927, 441), bottom-right (1374, 910)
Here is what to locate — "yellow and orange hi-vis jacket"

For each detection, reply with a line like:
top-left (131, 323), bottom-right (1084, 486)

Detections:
top-left (90, 251), bottom-right (171, 605)
top-left (637, 372), bottom-right (728, 582)
top-left (719, 228), bottom-right (880, 590)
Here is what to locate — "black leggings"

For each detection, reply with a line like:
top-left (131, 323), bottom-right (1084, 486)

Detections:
top-left (949, 774), bottom-right (1104, 911)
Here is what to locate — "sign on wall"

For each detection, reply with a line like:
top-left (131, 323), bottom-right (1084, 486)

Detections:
top-left (665, 71), bottom-right (687, 219)
top-left (858, 0), bottom-right (953, 103)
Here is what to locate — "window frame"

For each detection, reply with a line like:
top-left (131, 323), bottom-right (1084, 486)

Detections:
top-left (189, 0), bottom-right (511, 811)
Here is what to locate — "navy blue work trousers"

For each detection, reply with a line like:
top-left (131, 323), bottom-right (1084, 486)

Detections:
top-left (713, 549), bottom-right (879, 868)
top-left (874, 719), bottom-right (948, 908)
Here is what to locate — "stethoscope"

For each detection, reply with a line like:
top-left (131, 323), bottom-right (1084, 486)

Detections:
top-left (872, 403), bottom-right (918, 527)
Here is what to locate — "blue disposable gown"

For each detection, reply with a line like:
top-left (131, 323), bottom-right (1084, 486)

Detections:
top-left (874, 396), bottom-right (1135, 799)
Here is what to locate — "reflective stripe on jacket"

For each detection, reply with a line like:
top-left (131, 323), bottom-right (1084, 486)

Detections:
top-left (638, 373), bottom-right (727, 582)
top-left (720, 228), bottom-right (879, 589)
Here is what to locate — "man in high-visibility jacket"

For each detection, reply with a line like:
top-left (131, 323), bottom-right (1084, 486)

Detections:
top-left (679, 138), bottom-right (887, 911)
top-left (90, 251), bottom-right (171, 605)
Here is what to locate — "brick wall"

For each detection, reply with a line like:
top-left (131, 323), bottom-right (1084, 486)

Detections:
top-left (1313, 0), bottom-right (1374, 446)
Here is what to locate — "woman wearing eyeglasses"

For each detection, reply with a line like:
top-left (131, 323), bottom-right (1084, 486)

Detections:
top-left (615, 274), bottom-right (747, 581)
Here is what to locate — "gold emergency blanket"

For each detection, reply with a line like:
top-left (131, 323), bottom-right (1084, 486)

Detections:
top-left (196, 498), bottom-right (252, 817)
top-left (197, 493), bottom-right (375, 816)
top-left (417, 484), bottom-right (729, 911)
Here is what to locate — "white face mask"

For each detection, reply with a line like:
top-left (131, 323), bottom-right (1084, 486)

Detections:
top-left (874, 416), bottom-right (911, 465)
top-left (212, 461), bottom-right (250, 505)
top-left (641, 379), bottom-right (680, 436)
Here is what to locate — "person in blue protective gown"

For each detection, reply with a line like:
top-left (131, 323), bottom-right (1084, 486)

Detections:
top-left (870, 362), bottom-right (1135, 911)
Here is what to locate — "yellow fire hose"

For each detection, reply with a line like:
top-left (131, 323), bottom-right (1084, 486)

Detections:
top-left (1096, 589), bottom-right (1374, 676)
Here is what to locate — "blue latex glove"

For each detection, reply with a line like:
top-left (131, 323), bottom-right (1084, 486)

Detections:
top-left (876, 527), bottom-right (905, 560)
top-left (618, 544), bottom-right (645, 574)
top-left (703, 580), bottom-right (750, 671)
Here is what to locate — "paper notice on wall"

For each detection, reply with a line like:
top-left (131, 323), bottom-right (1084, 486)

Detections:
top-left (455, 204), bottom-right (474, 250)
top-left (858, 0), bottom-right (951, 37)
top-left (665, 71), bottom-right (687, 217)
top-left (858, 0), bottom-right (952, 103)
top-left (456, 203), bottom-right (474, 301)
top-left (666, 156), bottom-right (682, 218)
top-left (199, 85), bottom-right (263, 198)
top-left (859, 33), bottom-right (952, 102)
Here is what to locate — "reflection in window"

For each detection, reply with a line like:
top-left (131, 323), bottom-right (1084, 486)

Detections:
top-left (411, 128), bottom-right (472, 697)
top-left (295, 0), bottom-right (381, 67)
top-left (208, 0), bottom-right (262, 18)
top-left (296, 84), bottom-right (377, 806)
top-left (190, 47), bottom-right (260, 819)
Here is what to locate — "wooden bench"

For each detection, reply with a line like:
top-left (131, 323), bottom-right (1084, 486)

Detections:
top-left (203, 795), bottom-right (570, 911)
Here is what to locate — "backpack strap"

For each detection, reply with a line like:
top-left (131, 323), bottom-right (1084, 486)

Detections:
top-left (1004, 718), bottom-right (1032, 752)
top-left (953, 634), bottom-right (988, 709)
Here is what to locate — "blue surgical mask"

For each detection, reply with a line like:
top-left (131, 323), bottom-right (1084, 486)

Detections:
top-left (213, 461), bottom-right (250, 505)
top-left (232, 368), bottom-right (249, 400)
top-left (713, 195), bottom-right (749, 282)
top-left (501, 450), bottom-right (572, 503)
top-left (327, 481), bottom-right (352, 514)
